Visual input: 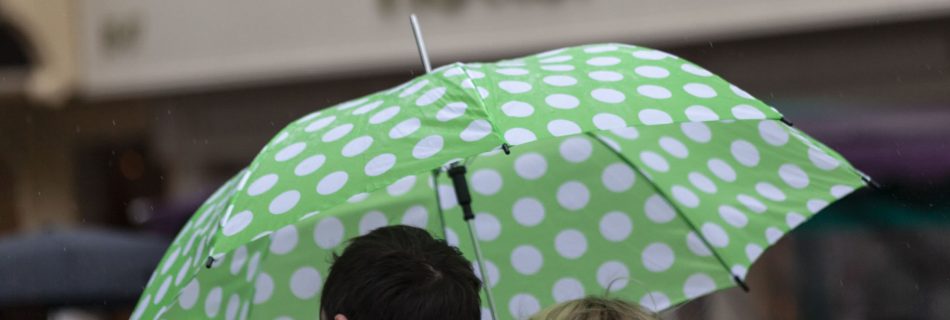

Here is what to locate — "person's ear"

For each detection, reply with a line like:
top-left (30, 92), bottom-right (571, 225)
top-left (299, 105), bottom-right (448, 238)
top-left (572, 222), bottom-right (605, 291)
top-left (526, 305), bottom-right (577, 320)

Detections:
top-left (334, 315), bottom-right (347, 320)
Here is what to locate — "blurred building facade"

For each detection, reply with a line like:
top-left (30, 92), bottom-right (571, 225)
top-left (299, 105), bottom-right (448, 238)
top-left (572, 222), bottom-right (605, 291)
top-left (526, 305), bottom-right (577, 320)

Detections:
top-left (1, 1), bottom-right (950, 319)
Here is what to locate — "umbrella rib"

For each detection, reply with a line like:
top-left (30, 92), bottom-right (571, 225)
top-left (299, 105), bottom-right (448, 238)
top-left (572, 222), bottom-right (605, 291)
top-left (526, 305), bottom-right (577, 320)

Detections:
top-left (584, 132), bottom-right (750, 292)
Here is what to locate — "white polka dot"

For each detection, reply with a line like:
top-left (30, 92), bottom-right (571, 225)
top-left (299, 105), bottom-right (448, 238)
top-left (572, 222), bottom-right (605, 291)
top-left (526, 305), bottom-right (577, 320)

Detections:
top-left (786, 212), bottom-right (806, 228)
top-left (602, 163), bottom-right (635, 192)
top-left (645, 195), bottom-right (676, 223)
top-left (707, 158), bottom-right (737, 182)
top-left (269, 225), bottom-right (298, 254)
top-left (587, 56), bottom-right (620, 66)
top-left (557, 181), bottom-right (590, 211)
top-left (591, 88), bottom-right (625, 103)
top-left (177, 257), bottom-right (193, 284)
top-left (387, 175), bottom-right (417, 196)
top-left (589, 71), bottom-right (623, 82)
top-left (499, 81), bottom-right (532, 94)
top-left (758, 121), bottom-right (789, 146)
top-left (513, 197), bottom-right (545, 227)
top-left (540, 55), bottom-right (572, 63)
top-left (467, 70), bottom-right (486, 79)
top-left (610, 127), bottom-right (639, 140)
top-left (160, 248), bottom-right (180, 274)
top-left (719, 205), bottom-right (748, 227)
top-left (322, 124), bottom-right (354, 142)
top-left (638, 85), bottom-right (672, 99)
top-left (247, 174), bottom-right (278, 196)
top-left (460, 119), bottom-right (493, 142)
top-left (412, 135), bottom-right (444, 159)
top-left (275, 143), bottom-right (306, 162)
top-left (314, 217), bottom-right (344, 249)
top-left (542, 64), bottom-right (574, 71)
top-left (808, 147), bottom-right (840, 170)
top-left (295, 155), bottom-right (326, 176)
top-left (642, 243), bottom-right (675, 272)
top-left (389, 118), bottom-right (421, 139)
top-left (543, 75), bottom-right (577, 87)
top-left (684, 83), bottom-right (717, 98)
top-left (348, 193), bottom-right (369, 203)
top-left (737, 194), bottom-right (768, 213)
top-left (600, 211), bottom-right (633, 242)
top-left (597, 261), bottom-right (630, 291)
top-left (685, 105), bottom-right (720, 122)
top-left (777, 164), bottom-right (810, 190)
top-left (555, 229), bottom-right (587, 259)
top-left (732, 105), bottom-right (766, 119)
top-left (659, 136), bottom-right (689, 159)
top-left (559, 137), bottom-right (592, 163)
top-left (435, 102), bottom-right (467, 122)
top-left (746, 244), bottom-right (764, 262)
top-left (765, 227), bottom-right (784, 244)
top-left (640, 151), bottom-right (669, 172)
top-left (400, 79), bottom-right (429, 97)
top-left (353, 100), bottom-right (383, 115)
top-left (639, 109), bottom-right (673, 125)
top-left (369, 106), bottom-right (400, 124)
top-left (364, 153), bottom-right (396, 176)
top-left (756, 182), bottom-right (786, 201)
top-left (359, 211), bottom-right (388, 235)
top-left (289, 267), bottom-right (322, 299)
top-left (438, 185), bottom-right (458, 210)
top-left (640, 292), bottom-right (671, 312)
top-left (269, 190), bottom-right (300, 214)
top-left (671, 185), bottom-right (700, 208)
top-left (731, 85), bottom-right (755, 99)
top-left (701, 223), bottom-right (730, 248)
top-left (598, 135), bottom-right (621, 152)
top-left (689, 172), bottom-right (717, 193)
top-left (501, 101), bottom-right (534, 118)
top-left (547, 119), bottom-right (582, 137)
top-left (416, 87), bottom-right (446, 106)
top-left (509, 294), bottom-right (541, 320)
top-left (681, 122), bottom-right (712, 143)
top-left (731, 140), bottom-right (760, 167)
top-left (545, 94), bottom-right (580, 109)
top-left (681, 63), bottom-right (712, 77)
top-left (505, 128), bottom-right (537, 145)
top-left (472, 169), bottom-right (503, 195)
top-left (511, 245), bottom-right (543, 275)
top-left (552, 278), bottom-right (585, 303)
top-left (225, 294), bottom-right (240, 320)
top-left (153, 276), bottom-right (172, 304)
top-left (316, 171), bottom-right (348, 195)
top-left (686, 232), bottom-right (712, 256)
top-left (245, 252), bottom-right (261, 282)
top-left (341, 136), bottom-right (373, 157)
top-left (304, 116), bottom-right (336, 133)
top-left (496, 68), bottom-right (529, 76)
top-left (472, 260), bottom-right (500, 288)
top-left (179, 279), bottom-right (200, 309)
top-left (635, 65), bottom-right (670, 78)
top-left (514, 153), bottom-right (547, 180)
top-left (831, 185), bottom-right (855, 198)
top-left (205, 287), bottom-right (223, 317)
top-left (633, 50), bottom-right (668, 60)
top-left (475, 212), bottom-right (501, 241)
top-left (592, 113), bottom-right (626, 131)
top-left (222, 211), bottom-right (253, 236)
top-left (401, 205), bottom-right (428, 228)
top-left (807, 199), bottom-right (829, 213)
top-left (252, 273), bottom-right (273, 305)
top-left (683, 273), bottom-right (716, 298)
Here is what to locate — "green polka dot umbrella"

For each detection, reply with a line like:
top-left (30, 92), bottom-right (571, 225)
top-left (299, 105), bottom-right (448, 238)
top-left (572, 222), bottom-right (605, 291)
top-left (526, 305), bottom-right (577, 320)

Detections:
top-left (132, 43), bottom-right (868, 320)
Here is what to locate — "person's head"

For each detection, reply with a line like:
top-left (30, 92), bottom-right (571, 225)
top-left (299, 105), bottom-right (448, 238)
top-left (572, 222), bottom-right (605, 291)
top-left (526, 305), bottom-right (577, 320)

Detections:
top-left (530, 296), bottom-right (658, 320)
top-left (320, 225), bottom-right (481, 320)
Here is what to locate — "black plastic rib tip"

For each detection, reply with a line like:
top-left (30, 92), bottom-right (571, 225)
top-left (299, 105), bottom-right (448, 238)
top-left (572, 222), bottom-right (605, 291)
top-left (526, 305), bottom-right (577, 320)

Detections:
top-left (734, 275), bottom-right (750, 292)
top-left (863, 176), bottom-right (882, 190)
top-left (447, 163), bottom-right (475, 221)
top-left (501, 143), bottom-right (511, 155)
top-left (205, 256), bottom-right (215, 269)
top-left (780, 117), bottom-right (794, 126)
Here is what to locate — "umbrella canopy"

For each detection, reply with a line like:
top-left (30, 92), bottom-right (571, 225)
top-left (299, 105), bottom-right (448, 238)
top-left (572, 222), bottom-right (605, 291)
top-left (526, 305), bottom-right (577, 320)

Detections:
top-left (132, 43), bottom-right (866, 320)
top-left (0, 228), bottom-right (169, 307)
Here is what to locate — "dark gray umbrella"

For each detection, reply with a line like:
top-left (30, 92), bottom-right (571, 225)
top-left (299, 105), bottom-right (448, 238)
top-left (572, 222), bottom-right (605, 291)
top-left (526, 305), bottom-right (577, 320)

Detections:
top-left (0, 228), bottom-right (169, 307)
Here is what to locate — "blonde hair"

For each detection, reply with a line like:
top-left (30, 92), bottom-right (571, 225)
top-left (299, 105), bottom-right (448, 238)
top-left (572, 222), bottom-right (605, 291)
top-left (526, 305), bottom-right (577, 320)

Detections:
top-left (529, 296), bottom-right (658, 320)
